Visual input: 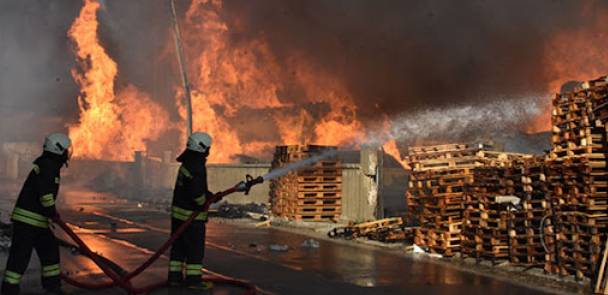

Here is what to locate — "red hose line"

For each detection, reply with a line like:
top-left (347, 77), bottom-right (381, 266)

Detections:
top-left (56, 186), bottom-right (256, 294)
top-left (55, 219), bottom-right (134, 290)
top-left (123, 187), bottom-right (236, 282)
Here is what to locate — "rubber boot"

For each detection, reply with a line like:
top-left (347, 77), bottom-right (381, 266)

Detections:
top-left (168, 271), bottom-right (183, 287)
top-left (44, 287), bottom-right (66, 295)
top-left (185, 281), bottom-right (214, 291)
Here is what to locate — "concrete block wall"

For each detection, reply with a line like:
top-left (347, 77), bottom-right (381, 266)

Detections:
top-left (155, 162), bottom-right (272, 205)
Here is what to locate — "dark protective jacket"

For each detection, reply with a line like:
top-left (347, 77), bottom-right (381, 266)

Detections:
top-left (11, 152), bottom-right (63, 228)
top-left (171, 150), bottom-right (211, 222)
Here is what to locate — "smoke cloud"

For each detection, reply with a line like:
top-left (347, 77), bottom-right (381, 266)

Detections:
top-left (0, 1), bottom-right (81, 141)
top-left (221, 0), bottom-right (607, 121)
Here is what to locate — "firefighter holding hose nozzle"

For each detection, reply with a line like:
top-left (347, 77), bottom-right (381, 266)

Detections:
top-left (168, 132), bottom-right (215, 290)
top-left (1, 133), bottom-right (72, 295)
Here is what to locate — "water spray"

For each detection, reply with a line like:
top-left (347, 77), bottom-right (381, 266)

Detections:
top-left (232, 149), bottom-right (338, 195)
top-left (263, 150), bottom-right (338, 181)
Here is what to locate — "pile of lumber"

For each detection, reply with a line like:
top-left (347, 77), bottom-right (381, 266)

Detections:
top-left (270, 145), bottom-right (342, 222)
top-left (506, 158), bottom-right (553, 268)
top-left (546, 76), bottom-right (608, 280)
top-left (407, 143), bottom-right (531, 257)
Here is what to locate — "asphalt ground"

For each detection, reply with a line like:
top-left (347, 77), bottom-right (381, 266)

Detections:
top-left (0, 182), bottom-right (566, 294)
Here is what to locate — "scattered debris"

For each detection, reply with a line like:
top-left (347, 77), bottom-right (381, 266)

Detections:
top-left (255, 220), bottom-right (271, 227)
top-left (301, 239), bottom-right (320, 249)
top-left (404, 245), bottom-right (426, 254)
top-left (215, 203), bottom-right (268, 219)
top-left (328, 217), bottom-right (413, 243)
top-left (269, 244), bottom-right (289, 252)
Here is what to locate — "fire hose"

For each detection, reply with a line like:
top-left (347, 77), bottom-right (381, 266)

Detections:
top-left (53, 175), bottom-right (264, 294)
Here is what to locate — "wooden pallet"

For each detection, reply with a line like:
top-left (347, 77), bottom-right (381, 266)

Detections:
top-left (297, 175), bottom-right (342, 183)
top-left (291, 213), bottom-right (340, 221)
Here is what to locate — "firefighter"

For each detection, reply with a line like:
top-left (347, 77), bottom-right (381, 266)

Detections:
top-left (168, 132), bottom-right (215, 290)
top-left (1, 133), bottom-right (72, 295)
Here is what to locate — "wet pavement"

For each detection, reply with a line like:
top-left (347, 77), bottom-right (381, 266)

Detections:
top-left (3, 186), bottom-right (554, 294)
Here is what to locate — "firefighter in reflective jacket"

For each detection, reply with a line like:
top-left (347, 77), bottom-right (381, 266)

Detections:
top-left (168, 132), bottom-right (215, 290)
top-left (1, 133), bottom-right (71, 295)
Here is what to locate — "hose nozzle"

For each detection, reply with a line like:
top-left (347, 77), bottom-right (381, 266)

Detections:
top-left (235, 174), bottom-right (264, 195)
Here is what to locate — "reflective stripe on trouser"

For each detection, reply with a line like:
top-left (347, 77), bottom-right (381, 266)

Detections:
top-left (42, 264), bottom-right (60, 277)
top-left (11, 207), bottom-right (49, 228)
top-left (3, 271), bottom-right (21, 284)
top-left (169, 260), bottom-right (183, 272)
top-left (171, 206), bottom-right (207, 222)
top-left (186, 264), bottom-right (203, 276)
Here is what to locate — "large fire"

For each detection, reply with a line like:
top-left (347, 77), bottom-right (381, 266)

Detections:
top-left (68, 0), bottom-right (170, 161)
top-left (66, 0), bottom-right (607, 165)
top-left (180, 0), bottom-right (367, 162)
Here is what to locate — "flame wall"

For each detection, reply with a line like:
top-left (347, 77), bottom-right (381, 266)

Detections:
top-left (3, 1), bottom-right (608, 164)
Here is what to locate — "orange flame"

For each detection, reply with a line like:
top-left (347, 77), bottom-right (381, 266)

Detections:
top-left (179, 0), bottom-right (369, 161)
top-left (529, 4), bottom-right (608, 133)
top-left (68, 0), bottom-right (170, 161)
top-left (382, 140), bottom-right (409, 169)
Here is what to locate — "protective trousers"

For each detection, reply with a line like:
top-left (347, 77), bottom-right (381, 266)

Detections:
top-left (168, 218), bottom-right (206, 285)
top-left (1, 222), bottom-right (60, 295)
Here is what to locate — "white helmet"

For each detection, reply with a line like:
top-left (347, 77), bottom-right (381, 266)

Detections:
top-left (187, 132), bottom-right (212, 153)
top-left (43, 133), bottom-right (72, 156)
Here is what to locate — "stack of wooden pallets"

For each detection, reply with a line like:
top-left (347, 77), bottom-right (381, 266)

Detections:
top-left (546, 76), bottom-right (608, 280)
top-left (270, 145), bottom-right (342, 222)
top-left (407, 143), bottom-right (535, 257)
top-left (461, 166), bottom-right (512, 263)
top-left (407, 143), bottom-right (489, 257)
top-left (506, 158), bottom-right (553, 268)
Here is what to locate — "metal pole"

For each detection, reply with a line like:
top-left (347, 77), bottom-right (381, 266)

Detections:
top-left (170, 0), bottom-right (193, 136)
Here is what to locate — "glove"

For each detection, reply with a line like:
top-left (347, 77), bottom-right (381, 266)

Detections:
top-left (234, 181), bottom-right (247, 192)
top-left (50, 211), bottom-right (61, 222)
